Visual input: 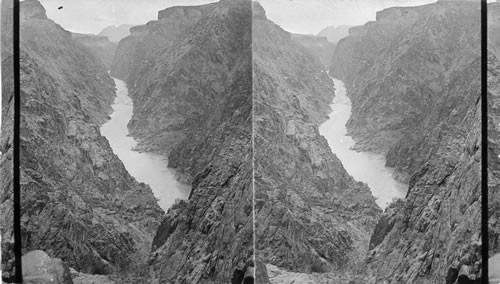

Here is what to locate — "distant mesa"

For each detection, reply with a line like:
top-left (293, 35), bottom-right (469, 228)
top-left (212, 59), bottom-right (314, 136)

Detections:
top-left (98, 24), bottom-right (136, 43)
top-left (317, 25), bottom-right (354, 44)
top-left (290, 33), bottom-right (335, 69)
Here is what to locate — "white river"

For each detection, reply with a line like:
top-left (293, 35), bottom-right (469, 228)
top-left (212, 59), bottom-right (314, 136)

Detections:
top-left (319, 76), bottom-right (407, 209)
top-left (101, 78), bottom-right (191, 211)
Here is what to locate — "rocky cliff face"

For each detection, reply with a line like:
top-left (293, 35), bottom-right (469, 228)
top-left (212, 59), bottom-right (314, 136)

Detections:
top-left (72, 33), bottom-right (117, 69)
top-left (110, 3), bottom-right (224, 159)
top-left (253, 2), bottom-right (380, 281)
top-left (1, 0), bottom-right (163, 280)
top-left (1, 0), bottom-right (15, 280)
top-left (489, 2), bottom-right (500, 259)
top-left (290, 33), bottom-right (335, 69)
top-left (112, 0), bottom-right (253, 282)
top-left (331, 2), bottom-right (481, 282)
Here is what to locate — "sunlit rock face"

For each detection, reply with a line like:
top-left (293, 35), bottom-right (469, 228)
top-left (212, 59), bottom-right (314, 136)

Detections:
top-left (253, 1), bottom-right (380, 282)
top-left (332, 1), bottom-right (481, 282)
top-left (1, 0), bottom-right (163, 281)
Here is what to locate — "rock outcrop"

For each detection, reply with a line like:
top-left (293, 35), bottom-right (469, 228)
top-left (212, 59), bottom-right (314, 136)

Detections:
top-left (112, 0), bottom-right (253, 282)
top-left (21, 250), bottom-right (73, 284)
top-left (253, 1), bottom-right (380, 281)
top-left (71, 33), bottom-right (117, 69)
top-left (1, 0), bottom-right (163, 281)
top-left (331, 1), bottom-right (481, 282)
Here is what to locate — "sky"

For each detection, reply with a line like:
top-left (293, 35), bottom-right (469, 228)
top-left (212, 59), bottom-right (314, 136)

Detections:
top-left (257, 0), bottom-right (438, 34)
top-left (35, 0), bottom-right (445, 35)
top-left (38, 0), bottom-right (217, 34)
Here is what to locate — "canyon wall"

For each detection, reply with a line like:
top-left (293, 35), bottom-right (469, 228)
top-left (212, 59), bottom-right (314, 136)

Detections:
top-left (1, 0), bottom-right (164, 281)
top-left (331, 1), bottom-right (481, 282)
top-left (253, 3), bottom-right (380, 282)
top-left (112, 0), bottom-right (253, 282)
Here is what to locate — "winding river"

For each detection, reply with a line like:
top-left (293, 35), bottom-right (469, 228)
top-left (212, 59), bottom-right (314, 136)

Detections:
top-left (101, 77), bottom-right (191, 211)
top-left (319, 76), bottom-right (407, 209)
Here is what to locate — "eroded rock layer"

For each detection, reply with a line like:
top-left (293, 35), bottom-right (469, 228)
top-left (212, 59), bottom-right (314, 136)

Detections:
top-left (1, 0), bottom-right (163, 280)
top-left (112, 0), bottom-right (253, 282)
top-left (331, 1), bottom-right (481, 282)
top-left (253, 2), bottom-right (380, 281)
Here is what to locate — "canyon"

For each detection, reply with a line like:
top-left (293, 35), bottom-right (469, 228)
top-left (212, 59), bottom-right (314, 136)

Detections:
top-left (253, 2), bottom-right (380, 282)
top-left (110, 0), bottom-right (253, 283)
top-left (331, 1), bottom-right (481, 282)
top-left (2, 0), bottom-right (164, 282)
top-left (319, 77), bottom-right (407, 209)
top-left (0, 0), bottom-right (487, 283)
top-left (100, 77), bottom-right (191, 211)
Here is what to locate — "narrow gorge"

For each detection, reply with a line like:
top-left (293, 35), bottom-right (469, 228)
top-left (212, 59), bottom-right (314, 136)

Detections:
top-left (330, 1), bottom-right (481, 282)
top-left (2, 0), bottom-right (164, 282)
top-left (0, 0), bottom-right (487, 283)
top-left (110, 0), bottom-right (253, 283)
top-left (319, 76), bottom-right (407, 209)
top-left (253, 2), bottom-right (381, 283)
top-left (100, 77), bottom-right (190, 211)
top-left (3, 0), bottom-right (253, 283)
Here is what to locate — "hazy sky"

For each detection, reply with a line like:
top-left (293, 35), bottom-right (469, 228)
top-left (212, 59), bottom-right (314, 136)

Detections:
top-left (38, 0), bottom-right (217, 34)
top-left (257, 0), bottom-right (438, 34)
top-left (32, 0), bottom-right (489, 36)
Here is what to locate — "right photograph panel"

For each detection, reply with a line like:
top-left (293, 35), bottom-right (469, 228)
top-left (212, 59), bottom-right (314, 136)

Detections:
top-left (253, 0), bottom-right (482, 283)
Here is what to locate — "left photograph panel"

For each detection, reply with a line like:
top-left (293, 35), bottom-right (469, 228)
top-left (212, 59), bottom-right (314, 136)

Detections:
top-left (1, 0), bottom-right (253, 283)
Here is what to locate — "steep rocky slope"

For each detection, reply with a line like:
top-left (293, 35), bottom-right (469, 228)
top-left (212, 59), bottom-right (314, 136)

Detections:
top-left (98, 24), bottom-right (135, 43)
top-left (331, 1), bottom-right (481, 282)
top-left (2, 0), bottom-right (163, 280)
top-left (317, 25), bottom-right (353, 44)
top-left (0, 0), bottom-right (15, 280)
top-left (290, 33), bottom-right (335, 69)
top-left (72, 33), bottom-right (117, 69)
top-left (253, 2), bottom-right (380, 281)
top-left (112, 0), bottom-right (253, 282)
top-left (489, 2), bottom-right (500, 261)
